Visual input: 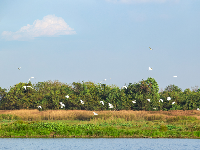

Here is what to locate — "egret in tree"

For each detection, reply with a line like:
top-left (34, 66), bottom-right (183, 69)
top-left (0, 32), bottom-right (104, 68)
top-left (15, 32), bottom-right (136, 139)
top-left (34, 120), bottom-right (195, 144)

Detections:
top-left (59, 102), bottom-right (65, 108)
top-left (65, 95), bottom-right (69, 98)
top-left (80, 100), bottom-right (84, 104)
top-left (18, 67), bottom-right (21, 70)
top-left (132, 100), bottom-right (136, 103)
top-left (38, 106), bottom-right (42, 109)
top-left (167, 97), bottom-right (171, 101)
top-left (93, 112), bottom-right (98, 115)
top-left (108, 103), bottom-right (113, 108)
top-left (100, 101), bottom-right (104, 105)
top-left (172, 102), bottom-right (175, 105)
top-left (23, 86), bottom-right (33, 90)
top-left (149, 67), bottom-right (153, 71)
top-left (122, 86), bottom-right (127, 89)
top-left (147, 99), bottom-right (150, 102)
top-left (149, 47), bottom-right (153, 50)
top-left (159, 99), bottom-right (163, 102)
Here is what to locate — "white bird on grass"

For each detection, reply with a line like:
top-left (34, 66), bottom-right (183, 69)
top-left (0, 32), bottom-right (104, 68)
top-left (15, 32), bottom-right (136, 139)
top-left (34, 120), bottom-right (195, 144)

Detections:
top-left (167, 97), bottom-right (171, 101)
top-left (159, 99), bottom-right (163, 102)
top-left (93, 112), bottom-right (98, 115)
top-left (147, 99), bottom-right (150, 102)
top-left (108, 103), bottom-right (113, 108)
top-left (65, 95), bottom-right (69, 98)
top-left (172, 102), bottom-right (175, 105)
top-left (80, 100), bottom-right (84, 104)
top-left (100, 101), bottom-right (104, 105)
top-left (149, 47), bottom-right (153, 50)
top-left (149, 67), bottom-right (153, 71)
top-left (132, 100), bottom-right (136, 103)
top-left (18, 67), bottom-right (21, 70)
top-left (38, 106), bottom-right (42, 109)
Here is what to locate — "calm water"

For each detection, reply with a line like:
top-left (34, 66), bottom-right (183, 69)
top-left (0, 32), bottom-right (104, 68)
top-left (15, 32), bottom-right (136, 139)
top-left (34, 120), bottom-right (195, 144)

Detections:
top-left (0, 138), bottom-right (199, 150)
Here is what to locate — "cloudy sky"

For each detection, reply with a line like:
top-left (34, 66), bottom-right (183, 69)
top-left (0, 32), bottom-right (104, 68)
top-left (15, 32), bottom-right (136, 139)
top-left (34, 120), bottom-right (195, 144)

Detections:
top-left (0, 0), bottom-right (199, 91)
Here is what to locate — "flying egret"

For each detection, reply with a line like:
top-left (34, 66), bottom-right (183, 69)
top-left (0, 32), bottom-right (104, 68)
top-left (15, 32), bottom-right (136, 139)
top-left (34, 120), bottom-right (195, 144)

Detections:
top-left (93, 112), bottom-right (98, 115)
top-left (108, 103), bottom-right (113, 108)
top-left (149, 47), bottom-right (153, 50)
top-left (167, 97), bottom-right (171, 101)
top-left (172, 102), bottom-right (175, 105)
top-left (147, 99), bottom-right (150, 102)
top-left (197, 108), bottom-right (199, 111)
top-left (173, 76), bottom-right (177, 77)
top-left (149, 67), bottom-right (153, 71)
top-left (80, 100), bottom-right (84, 104)
top-left (65, 95), bottom-right (69, 98)
top-left (18, 67), bottom-right (21, 70)
top-left (159, 99), bottom-right (163, 102)
top-left (100, 101), bottom-right (104, 105)
top-left (132, 100), bottom-right (136, 103)
top-left (100, 79), bottom-right (107, 83)
top-left (122, 86), bottom-right (127, 89)
top-left (28, 77), bottom-right (34, 81)
top-left (38, 106), bottom-right (42, 109)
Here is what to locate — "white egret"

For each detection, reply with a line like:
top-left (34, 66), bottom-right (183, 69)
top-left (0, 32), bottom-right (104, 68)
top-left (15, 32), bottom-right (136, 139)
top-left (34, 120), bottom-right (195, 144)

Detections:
top-left (149, 47), bottom-right (153, 50)
top-left (153, 108), bottom-right (156, 110)
top-left (100, 101), bottom-right (104, 105)
top-left (23, 86), bottom-right (33, 90)
top-left (38, 106), bottom-right (42, 109)
top-left (159, 99), bottom-right (163, 102)
top-left (167, 97), bottom-right (171, 101)
top-left (197, 108), bottom-right (199, 111)
top-left (28, 77), bottom-right (34, 81)
top-left (149, 67), bottom-right (153, 71)
top-left (122, 86), bottom-right (127, 89)
top-left (18, 67), bottom-right (21, 70)
top-left (173, 76), bottom-right (177, 77)
top-left (60, 102), bottom-right (65, 108)
top-left (172, 102), bottom-right (175, 105)
top-left (65, 95), bottom-right (69, 98)
top-left (93, 112), bottom-right (98, 115)
top-left (108, 103), bottom-right (113, 108)
top-left (147, 99), bottom-right (150, 102)
top-left (80, 100), bottom-right (84, 104)
top-left (132, 100), bottom-right (136, 103)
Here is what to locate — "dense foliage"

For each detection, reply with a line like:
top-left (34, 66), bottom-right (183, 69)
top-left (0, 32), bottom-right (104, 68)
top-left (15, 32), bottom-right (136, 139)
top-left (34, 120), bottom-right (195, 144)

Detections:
top-left (0, 77), bottom-right (200, 110)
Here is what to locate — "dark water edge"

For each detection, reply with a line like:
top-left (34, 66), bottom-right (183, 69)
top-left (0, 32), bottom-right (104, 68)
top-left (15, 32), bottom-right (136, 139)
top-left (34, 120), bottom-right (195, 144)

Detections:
top-left (0, 138), bottom-right (200, 150)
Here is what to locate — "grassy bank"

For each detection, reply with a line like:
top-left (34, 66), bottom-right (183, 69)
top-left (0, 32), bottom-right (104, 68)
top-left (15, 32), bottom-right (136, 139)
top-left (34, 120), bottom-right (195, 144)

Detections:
top-left (0, 110), bottom-right (200, 138)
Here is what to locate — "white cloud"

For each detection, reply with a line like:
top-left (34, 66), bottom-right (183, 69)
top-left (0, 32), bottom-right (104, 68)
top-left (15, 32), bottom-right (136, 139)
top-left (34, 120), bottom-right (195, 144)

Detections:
top-left (106, 0), bottom-right (180, 3)
top-left (2, 15), bottom-right (76, 41)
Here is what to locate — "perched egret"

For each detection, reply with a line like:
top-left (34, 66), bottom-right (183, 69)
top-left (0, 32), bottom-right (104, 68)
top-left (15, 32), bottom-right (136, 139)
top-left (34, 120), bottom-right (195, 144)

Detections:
top-left (80, 100), bottom-right (84, 104)
top-left (149, 67), bottom-right (153, 70)
top-left (147, 99), bottom-right (150, 102)
top-left (167, 97), bottom-right (171, 101)
top-left (18, 67), bottom-right (21, 70)
top-left (197, 108), bottom-right (200, 111)
top-left (132, 100), bottom-right (136, 103)
top-left (172, 102), bottom-right (175, 105)
top-left (159, 99), bottom-right (163, 102)
top-left (23, 86), bottom-right (33, 90)
top-left (93, 112), bottom-right (98, 115)
top-left (108, 103), bottom-right (113, 108)
top-left (173, 76), bottom-right (177, 77)
top-left (38, 106), bottom-right (42, 109)
top-left (122, 86), bottom-right (127, 89)
top-left (149, 47), bottom-right (153, 50)
top-left (100, 101), bottom-right (104, 105)
top-left (153, 108), bottom-right (156, 110)
top-left (65, 95), bottom-right (69, 98)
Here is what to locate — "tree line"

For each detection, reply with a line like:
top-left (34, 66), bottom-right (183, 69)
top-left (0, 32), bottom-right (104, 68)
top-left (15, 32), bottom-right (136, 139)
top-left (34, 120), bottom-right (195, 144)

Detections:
top-left (0, 77), bottom-right (199, 111)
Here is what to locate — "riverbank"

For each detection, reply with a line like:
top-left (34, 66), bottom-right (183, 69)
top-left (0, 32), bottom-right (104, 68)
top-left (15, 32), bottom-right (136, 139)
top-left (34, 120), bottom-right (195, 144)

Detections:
top-left (0, 110), bottom-right (200, 138)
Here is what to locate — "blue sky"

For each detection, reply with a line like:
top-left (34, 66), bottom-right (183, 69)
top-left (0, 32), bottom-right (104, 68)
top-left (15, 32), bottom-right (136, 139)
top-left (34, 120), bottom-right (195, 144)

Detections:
top-left (0, 0), bottom-right (200, 91)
